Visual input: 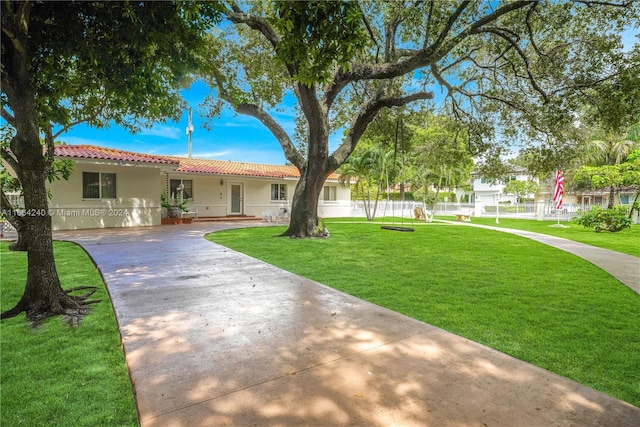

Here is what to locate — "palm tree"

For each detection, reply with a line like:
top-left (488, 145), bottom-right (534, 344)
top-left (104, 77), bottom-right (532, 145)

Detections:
top-left (339, 151), bottom-right (375, 220)
top-left (339, 146), bottom-right (400, 221)
top-left (580, 129), bottom-right (640, 208)
top-left (429, 163), bottom-right (469, 214)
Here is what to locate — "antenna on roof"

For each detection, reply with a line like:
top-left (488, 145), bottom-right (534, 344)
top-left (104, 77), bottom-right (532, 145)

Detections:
top-left (186, 108), bottom-right (194, 158)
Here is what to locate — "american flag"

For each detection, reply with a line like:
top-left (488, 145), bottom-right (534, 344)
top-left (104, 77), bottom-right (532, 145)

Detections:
top-left (553, 170), bottom-right (564, 210)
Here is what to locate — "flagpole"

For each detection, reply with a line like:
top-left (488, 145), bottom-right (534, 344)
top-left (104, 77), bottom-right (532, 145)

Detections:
top-left (552, 169), bottom-right (568, 228)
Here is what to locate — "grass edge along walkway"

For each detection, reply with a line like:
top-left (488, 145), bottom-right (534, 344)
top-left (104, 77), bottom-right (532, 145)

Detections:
top-left (206, 222), bottom-right (640, 407)
top-left (441, 217), bottom-right (640, 257)
top-left (433, 219), bottom-right (640, 294)
top-left (0, 241), bottom-right (138, 427)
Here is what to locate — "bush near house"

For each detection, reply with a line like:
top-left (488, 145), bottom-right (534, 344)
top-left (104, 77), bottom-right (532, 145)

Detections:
top-left (573, 205), bottom-right (633, 232)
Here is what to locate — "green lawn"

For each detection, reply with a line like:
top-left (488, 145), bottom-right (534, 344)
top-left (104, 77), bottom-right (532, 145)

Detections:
top-left (0, 242), bottom-right (138, 427)
top-left (448, 217), bottom-right (640, 257)
top-left (206, 222), bottom-right (640, 407)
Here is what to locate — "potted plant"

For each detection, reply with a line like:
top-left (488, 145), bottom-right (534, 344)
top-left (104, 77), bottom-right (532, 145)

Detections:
top-left (160, 192), bottom-right (191, 224)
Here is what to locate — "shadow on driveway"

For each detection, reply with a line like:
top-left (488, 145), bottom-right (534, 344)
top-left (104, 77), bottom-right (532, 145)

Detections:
top-left (55, 223), bottom-right (640, 426)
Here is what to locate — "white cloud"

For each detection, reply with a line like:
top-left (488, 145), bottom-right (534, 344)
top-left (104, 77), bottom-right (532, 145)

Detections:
top-left (56, 135), bottom-right (110, 146)
top-left (139, 125), bottom-right (182, 140)
top-left (185, 150), bottom-right (233, 159)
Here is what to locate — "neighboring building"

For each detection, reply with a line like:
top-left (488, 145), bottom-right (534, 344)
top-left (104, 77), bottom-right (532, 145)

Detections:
top-left (470, 170), bottom-right (538, 206)
top-left (42, 145), bottom-right (349, 230)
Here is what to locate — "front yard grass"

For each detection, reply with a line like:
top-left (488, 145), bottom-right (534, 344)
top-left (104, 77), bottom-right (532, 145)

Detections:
top-left (0, 241), bottom-right (138, 427)
top-left (444, 217), bottom-right (640, 257)
top-left (206, 222), bottom-right (640, 407)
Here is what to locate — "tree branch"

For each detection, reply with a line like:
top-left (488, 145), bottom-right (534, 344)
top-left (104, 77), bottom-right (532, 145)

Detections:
top-left (211, 68), bottom-right (304, 168)
top-left (575, 0), bottom-right (634, 6)
top-left (525, 3), bottom-right (546, 59)
top-left (1, 146), bottom-right (20, 174)
top-left (53, 93), bottom-right (109, 139)
top-left (329, 1), bottom-right (535, 90)
top-left (480, 27), bottom-right (549, 103)
top-left (43, 124), bottom-right (55, 174)
top-left (331, 90), bottom-right (434, 169)
top-left (431, 60), bottom-right (529, 115)
top-left (357, 1), bottom-right (380, 62)
top-left (429, 0), bottom-right (472, 55)
top-left (224, 2), bottom-right (300, 84)
top-left (225, 3), bottom-right (280, 49)
top-left (1, 108), bottom-right (15, 126)
top-left (423, 0), bottom-right (435, 49)
top-left (1, 1), bottom-right (30, 57)
top-left (236, 103), bottom-right (305, 169)
top-left (1, 187), bottom-right (26, 233)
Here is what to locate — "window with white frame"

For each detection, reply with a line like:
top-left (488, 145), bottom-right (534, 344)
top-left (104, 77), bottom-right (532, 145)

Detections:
top-left (271, 183), bottom-right (287, 201)
top-left (83, 172), bottom-right (116, 199)
top-left (323, 186), bottom-right (337, 201)
top-left (170, 179), bottom-right (193, 200)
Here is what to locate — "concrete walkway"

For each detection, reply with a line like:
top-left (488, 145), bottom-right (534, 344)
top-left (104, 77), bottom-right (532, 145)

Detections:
top-left (55, 222), bottom-right (640, 427)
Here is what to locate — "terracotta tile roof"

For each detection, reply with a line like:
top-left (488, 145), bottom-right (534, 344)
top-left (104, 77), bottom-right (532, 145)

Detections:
top-left (169, 156), bottom-right (301, 179)
top-left (55, 145), bottom-right (340, 180)
top-left (170, 156), bottom-right (341, 180)
top-left (54, 144), bottom-right (179, 165)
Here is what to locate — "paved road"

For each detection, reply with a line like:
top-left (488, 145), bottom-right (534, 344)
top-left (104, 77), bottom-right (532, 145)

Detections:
top-left (55, 222), bottom-right (640, 426)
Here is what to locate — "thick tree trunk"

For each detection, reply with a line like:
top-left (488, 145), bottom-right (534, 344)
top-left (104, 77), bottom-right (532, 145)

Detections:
top-left (1, 29), bottom-right (86, 321)
top-left (8, 224), bottom-right (28, 252)
top-left (1, 158), bottom-right (85, 322)
top-left (607, 186), bottom-right (615, 209)
top-left (283, 164), bottom-right (327, 237)
top-left (281, 88), bottom-right (332, 238)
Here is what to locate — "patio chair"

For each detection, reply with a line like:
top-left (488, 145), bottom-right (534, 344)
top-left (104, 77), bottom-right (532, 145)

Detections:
top-left (414, 206), bottom-right (433, 222)
top-left (275, 207), bottom-right (290, 224)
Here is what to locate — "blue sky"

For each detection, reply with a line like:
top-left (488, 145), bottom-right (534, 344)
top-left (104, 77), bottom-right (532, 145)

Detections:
top-left (54, 26), bottom-right (638, 166)
top-left (58, 80), bottom-right (297, 165)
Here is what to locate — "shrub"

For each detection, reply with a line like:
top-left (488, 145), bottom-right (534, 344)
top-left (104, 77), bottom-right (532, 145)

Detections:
top-left (573, 205), bottom-right (632, 232)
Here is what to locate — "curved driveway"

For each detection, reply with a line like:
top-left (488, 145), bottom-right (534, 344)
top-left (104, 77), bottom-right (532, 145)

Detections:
top-left (56, 222), bottom-right (639, 427)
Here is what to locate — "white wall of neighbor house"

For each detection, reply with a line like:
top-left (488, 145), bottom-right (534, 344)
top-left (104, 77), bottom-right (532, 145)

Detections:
top-left (163, 173), bottom-right (351, 218)
top-left (318, 182), bottom-right (351, 218)
top-left (49, 161), bottom-right (165, 230)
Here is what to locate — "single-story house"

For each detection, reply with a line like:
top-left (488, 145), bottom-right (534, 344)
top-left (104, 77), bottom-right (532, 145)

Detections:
top-left (42, 145), bottom-right (350, 230)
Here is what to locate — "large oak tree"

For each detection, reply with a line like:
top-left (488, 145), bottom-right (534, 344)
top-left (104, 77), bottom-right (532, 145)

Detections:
top-left (202, 0), bottom-right (636, 238)
top-left (1, 1), bottom-right (220, 321)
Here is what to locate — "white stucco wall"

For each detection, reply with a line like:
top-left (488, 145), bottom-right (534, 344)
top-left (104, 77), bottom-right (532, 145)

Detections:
top-left (46, 161), bottom-right (351, 231)
top-left (163, 173), bottom-right (351, 219)
top-left (48, 161), bottom-right (165, 230)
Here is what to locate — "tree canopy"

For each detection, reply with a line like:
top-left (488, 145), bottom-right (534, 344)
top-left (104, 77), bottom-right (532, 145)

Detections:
top-left (200, 0), bottom-right (637, 237)
top-left (1, 1), bottom-right (222, 321)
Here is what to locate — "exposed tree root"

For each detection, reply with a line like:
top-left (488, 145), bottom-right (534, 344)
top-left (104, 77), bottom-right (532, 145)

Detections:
top-left (9, 239), bottom-right (28, 251)
top-left (0, 305), bottom-right (23, 320)
top-left (65, 286), bottom-right (99, 300)
top-left (1, 285), bottom-right (102, 326)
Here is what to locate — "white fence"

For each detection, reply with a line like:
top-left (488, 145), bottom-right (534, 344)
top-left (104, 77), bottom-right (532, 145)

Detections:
top-left (349, 200), bottom-right (637, 222)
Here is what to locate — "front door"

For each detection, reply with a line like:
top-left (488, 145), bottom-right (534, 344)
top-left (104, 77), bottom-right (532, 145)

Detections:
top-left (230, 183), bottom-right (243, 215)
